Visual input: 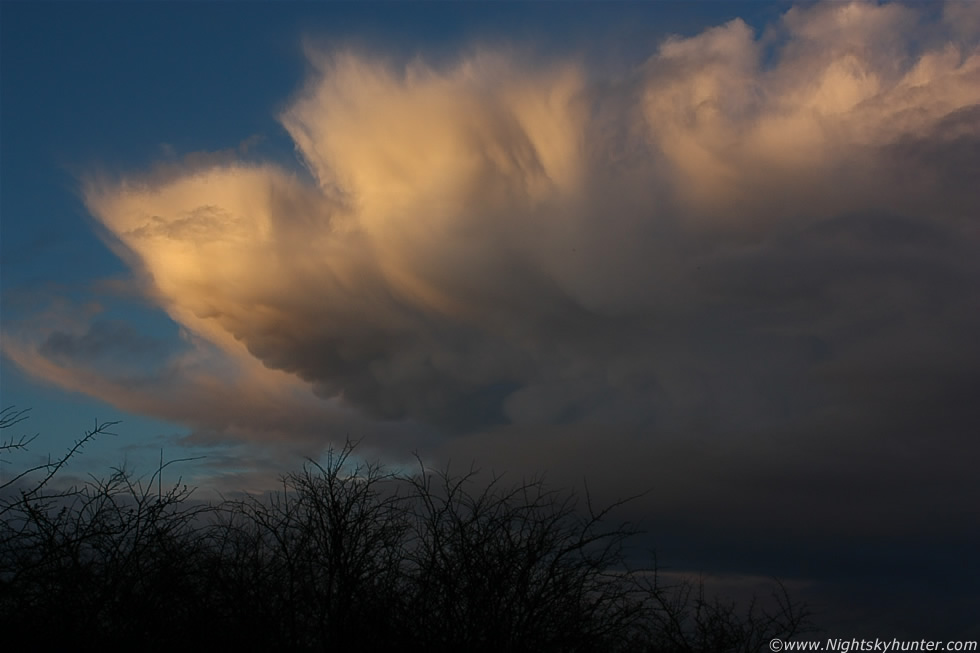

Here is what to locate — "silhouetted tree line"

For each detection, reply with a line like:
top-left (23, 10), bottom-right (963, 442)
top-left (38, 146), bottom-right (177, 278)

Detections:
top-left (0, 407), bottom-right (811, 651)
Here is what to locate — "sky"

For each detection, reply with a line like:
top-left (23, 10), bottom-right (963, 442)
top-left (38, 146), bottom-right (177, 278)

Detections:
top-left (2, 0), bottom-right (979, 638)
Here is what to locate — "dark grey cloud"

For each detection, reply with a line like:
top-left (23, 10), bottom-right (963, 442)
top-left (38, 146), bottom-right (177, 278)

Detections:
top-left (38, 319), bottom-right (171, 369)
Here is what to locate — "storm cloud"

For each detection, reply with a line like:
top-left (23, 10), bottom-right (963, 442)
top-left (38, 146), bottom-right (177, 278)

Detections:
top-left (62, 1), bottom-right (979, 441)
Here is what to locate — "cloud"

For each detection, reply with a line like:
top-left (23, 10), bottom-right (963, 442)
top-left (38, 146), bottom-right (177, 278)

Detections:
top-left (7, 0), bottom-right (979, 450)
top-left (637, 2), bottom-right (980, 222)
top-left (8, 1), bottom-right (973, 441)
top-left (38, 320), bottom-right (171, 373)
top-left (1, 298), bottom-right (423, 461)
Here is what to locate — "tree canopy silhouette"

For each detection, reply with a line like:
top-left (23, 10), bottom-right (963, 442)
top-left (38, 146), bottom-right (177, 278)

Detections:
top-left (0, 407), bottom-right (811, 651)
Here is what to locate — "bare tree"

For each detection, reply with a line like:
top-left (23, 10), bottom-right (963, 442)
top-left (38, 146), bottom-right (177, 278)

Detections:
top-left (0, 408), bottom-right (214, 649)
top-left (1, 414), bottom-right (812, 651)
top-left (1, 406), bottom-right (118, 510)
top-left (628, 564), bottom-right (813, 653)
top-left (401, 462), bottom-right (645, 652)
top-left (212, 440), bottom-right (409, 649)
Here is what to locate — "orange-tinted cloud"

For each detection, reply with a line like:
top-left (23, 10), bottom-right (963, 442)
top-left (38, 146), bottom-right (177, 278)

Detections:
top-left (6, 0), bottom-right (978, 446)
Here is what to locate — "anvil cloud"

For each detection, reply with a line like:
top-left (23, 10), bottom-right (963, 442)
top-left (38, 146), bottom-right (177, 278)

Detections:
top-left (56, 1), bottom-right (978, 441)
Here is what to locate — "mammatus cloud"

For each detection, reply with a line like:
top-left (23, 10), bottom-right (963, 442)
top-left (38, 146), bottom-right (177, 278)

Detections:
top-left (6, 1), bottom-right (979, 445)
